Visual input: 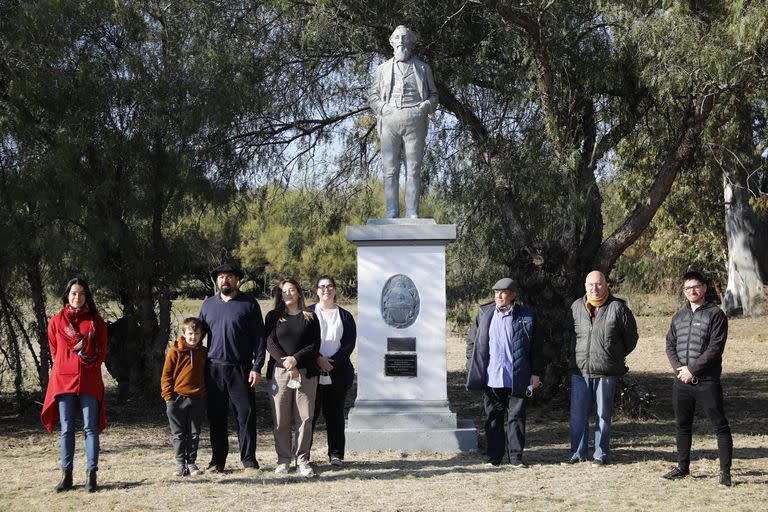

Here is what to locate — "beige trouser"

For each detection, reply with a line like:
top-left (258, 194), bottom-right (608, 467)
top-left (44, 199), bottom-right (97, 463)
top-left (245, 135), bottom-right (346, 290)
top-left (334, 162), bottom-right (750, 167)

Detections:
top-left (269, 367), bottom-right (318, 465)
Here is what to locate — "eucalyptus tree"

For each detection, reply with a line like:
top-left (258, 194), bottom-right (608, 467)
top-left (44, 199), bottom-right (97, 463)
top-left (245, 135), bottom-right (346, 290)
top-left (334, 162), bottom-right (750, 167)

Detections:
top-left (718, 97), bottom-right (767, 316)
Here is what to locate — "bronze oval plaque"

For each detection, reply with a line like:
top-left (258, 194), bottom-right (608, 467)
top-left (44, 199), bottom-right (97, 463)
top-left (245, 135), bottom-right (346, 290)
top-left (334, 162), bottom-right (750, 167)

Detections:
top-left (380, 274), bottom-right (420, 328)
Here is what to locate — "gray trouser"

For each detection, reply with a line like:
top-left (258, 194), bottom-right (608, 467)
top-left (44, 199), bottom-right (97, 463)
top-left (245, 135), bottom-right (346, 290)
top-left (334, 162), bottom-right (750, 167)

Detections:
top-left (269, 367), bottom-right (318, 465)
top-left (166, 394), bottom-right (205, 465)
top-left (379, 105), bottom-right (429, 218)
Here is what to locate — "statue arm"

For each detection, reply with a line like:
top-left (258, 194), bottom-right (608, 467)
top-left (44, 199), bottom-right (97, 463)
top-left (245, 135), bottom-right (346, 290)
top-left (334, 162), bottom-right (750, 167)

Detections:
top-left (368, 64), bottom-right (386, 115)
top-left (422, 63), bottom-right (438, 113)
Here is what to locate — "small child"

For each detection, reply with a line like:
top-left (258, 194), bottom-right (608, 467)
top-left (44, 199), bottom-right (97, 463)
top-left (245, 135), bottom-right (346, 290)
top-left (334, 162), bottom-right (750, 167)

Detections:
top-left (161, 317), bottom-right (207, 476)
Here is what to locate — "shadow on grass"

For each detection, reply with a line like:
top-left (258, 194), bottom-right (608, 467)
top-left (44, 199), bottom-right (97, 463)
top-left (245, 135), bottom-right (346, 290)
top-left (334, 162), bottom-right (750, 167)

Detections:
top-left (2, 369), bottom-right (765, 469)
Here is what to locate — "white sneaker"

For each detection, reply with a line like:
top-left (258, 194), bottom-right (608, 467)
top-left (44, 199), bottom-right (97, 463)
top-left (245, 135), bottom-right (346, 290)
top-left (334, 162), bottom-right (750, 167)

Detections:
top-left (298, 464), bottom-right (315, 477)
top-left (274, 463), bottom-right (290, 474)
top-left (187, 463), bottom-right (204, 475)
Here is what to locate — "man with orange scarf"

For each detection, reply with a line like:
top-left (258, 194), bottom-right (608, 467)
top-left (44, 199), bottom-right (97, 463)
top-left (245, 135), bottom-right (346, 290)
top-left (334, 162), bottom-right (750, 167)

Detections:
top-left (563, 270), bottom-right (638, 466)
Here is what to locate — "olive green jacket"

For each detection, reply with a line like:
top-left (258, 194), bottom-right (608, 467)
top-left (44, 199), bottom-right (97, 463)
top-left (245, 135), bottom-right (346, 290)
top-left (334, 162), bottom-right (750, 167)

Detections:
top-left (567, 295), bottom-right (638, 377)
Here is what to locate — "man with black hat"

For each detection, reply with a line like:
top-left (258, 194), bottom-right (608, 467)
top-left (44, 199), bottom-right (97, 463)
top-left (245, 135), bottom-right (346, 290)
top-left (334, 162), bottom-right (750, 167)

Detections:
top-left (199, 263), bottom-right (266, 471)
top-left (466, 278), bottom-right (542, 468)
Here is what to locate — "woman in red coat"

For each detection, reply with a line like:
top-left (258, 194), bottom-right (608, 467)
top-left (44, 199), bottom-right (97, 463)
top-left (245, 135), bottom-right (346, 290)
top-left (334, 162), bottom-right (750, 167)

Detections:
top-left (41, 277), bottom-right (107, 493)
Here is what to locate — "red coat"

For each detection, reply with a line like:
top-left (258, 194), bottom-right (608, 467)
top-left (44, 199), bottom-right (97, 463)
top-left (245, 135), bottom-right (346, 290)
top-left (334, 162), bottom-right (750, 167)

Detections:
top-left (41, 309), bottom-right (108, 433)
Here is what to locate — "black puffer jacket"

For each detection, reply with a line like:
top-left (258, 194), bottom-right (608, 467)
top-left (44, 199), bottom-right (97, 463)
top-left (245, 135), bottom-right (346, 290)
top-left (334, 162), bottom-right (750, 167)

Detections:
top-left (568, 295), bottom-right (638, 378)
top-left (665, 301), bottom-right (728, 381)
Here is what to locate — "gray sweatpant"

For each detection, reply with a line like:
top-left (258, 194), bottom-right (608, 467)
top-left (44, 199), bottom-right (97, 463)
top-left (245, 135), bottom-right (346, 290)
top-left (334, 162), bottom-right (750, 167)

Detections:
top-left (166, 395), bottom-right (205, 465)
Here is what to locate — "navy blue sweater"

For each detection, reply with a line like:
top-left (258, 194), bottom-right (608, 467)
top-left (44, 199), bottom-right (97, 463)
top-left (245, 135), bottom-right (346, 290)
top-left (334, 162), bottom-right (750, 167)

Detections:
top-left (199, 292), bottom-right (266, 372)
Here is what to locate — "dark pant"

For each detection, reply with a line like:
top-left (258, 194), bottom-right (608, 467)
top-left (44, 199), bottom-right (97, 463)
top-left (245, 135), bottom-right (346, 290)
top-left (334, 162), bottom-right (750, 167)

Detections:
top-left (206, 363), bottom-right (258, 468)
top-left (672, 379), bottom-right (732, 471)
top-left (166, 395), bottom-right (205, 465)
top-left (312, 368), bottom-right (348, 460)
top-left (483, 387), bottom-right (526, 464)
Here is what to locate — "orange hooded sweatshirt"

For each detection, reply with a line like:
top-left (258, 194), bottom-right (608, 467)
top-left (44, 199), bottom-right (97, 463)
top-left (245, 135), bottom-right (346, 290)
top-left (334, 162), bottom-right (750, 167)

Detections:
top-left (160, 336), bottom-right (207, 401)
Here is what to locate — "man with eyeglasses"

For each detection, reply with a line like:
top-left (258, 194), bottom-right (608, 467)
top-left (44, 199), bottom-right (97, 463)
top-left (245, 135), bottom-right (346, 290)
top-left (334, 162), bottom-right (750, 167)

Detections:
top-left (661, 271), bottom-right (733, 486)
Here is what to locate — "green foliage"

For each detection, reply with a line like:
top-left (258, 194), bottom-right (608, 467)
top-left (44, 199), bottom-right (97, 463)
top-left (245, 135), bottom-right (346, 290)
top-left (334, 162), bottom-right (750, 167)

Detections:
top-left (230, 183), bottom-right (381, 295)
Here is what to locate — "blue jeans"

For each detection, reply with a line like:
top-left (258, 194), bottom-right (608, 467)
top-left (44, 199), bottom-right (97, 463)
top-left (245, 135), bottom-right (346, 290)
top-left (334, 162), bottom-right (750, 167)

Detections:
top-left (58, 393), bottom-right (100, 471)
top-left (569, 375), bottom-right (617, 462)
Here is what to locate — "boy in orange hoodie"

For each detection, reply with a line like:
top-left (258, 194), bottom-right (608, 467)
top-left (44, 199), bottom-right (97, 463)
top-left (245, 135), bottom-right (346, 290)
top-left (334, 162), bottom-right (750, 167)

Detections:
top-left (161, 317), bottom-right (207, 476)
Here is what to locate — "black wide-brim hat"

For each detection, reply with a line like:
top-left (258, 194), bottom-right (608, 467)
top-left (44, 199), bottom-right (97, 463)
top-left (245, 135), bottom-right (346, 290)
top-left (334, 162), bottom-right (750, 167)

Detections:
top-left (210, 263), bottom-right (244, 280)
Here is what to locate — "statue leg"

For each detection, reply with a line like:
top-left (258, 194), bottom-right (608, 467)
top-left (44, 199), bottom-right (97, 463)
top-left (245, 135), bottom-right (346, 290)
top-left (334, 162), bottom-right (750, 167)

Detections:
top-left (403, 114), bottom-right (428, 218)
top-left (379, 118), bottom-right (403, 218)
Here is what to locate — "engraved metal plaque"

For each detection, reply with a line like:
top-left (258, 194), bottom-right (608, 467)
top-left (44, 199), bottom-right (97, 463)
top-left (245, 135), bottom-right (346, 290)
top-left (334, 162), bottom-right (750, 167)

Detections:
top-left (380, 274), bottom-right (420, 328)
top-left (387, 337), bottom-right (416, 352)
top-left (385, 354), bottom-right (417, 377)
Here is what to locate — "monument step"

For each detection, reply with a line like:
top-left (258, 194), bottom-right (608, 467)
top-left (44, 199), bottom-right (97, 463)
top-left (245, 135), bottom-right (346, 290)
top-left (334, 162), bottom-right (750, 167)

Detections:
top-left (346, 419), bottom-right (478, 452)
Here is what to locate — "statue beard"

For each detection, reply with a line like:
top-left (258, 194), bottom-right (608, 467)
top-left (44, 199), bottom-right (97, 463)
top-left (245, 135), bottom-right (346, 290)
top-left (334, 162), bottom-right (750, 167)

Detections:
top-left (394, 46), bottom-right (411, 62)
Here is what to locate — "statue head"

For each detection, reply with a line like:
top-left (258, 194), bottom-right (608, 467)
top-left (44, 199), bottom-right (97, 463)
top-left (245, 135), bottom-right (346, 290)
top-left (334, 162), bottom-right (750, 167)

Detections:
top-left (389, 25), bottom-right (416, 62)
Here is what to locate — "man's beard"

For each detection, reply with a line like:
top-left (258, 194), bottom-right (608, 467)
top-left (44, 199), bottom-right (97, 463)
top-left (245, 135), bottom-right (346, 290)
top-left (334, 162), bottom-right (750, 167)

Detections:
top-left (220, 284), bottom-right (234, 296)
top-left (394, 46), bottom-right (411, 62)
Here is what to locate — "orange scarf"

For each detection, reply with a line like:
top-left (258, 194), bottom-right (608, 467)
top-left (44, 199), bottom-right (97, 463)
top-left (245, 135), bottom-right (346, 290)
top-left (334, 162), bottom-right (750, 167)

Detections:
top-left (585, 290), bottom-right (609, 316)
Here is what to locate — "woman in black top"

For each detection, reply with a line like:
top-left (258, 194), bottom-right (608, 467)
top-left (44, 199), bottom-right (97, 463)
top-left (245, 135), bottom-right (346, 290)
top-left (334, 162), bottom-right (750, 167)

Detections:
top-left (265, 278), bottom-right (320, 477)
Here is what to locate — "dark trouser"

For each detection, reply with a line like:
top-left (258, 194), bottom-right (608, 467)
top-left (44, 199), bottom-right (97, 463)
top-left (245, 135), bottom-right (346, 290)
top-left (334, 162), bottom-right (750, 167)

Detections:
top-left (206, 363), bottom-right (258, 468)
top-left (672, 379), bottom-right (732, 471)
top-left (312, 368), bottom-right (348, 460)
top-left (483, 387), bottom-right (526, 464)
top-left (166, 395), bottom-right (205, 465)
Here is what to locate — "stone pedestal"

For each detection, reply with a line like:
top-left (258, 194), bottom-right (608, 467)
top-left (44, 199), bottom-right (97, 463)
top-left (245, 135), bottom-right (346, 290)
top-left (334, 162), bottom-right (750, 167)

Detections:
top-left (344, 219), bottom-right (477, 452)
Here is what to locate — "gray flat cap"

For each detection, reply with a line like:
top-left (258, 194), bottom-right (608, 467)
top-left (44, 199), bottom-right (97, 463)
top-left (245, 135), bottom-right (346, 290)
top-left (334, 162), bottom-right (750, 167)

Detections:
top-left (492, 277), bottom-right (519, 293)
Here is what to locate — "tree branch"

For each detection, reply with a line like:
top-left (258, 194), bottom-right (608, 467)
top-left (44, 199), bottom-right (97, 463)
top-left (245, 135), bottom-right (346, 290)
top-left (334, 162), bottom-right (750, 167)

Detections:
top-left (594, 90), bottom-right (717, 270)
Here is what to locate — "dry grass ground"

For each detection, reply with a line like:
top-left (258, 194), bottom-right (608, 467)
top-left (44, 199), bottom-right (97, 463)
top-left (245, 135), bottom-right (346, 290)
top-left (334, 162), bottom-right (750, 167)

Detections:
top-left (1, 301), bottom-right (766, 512)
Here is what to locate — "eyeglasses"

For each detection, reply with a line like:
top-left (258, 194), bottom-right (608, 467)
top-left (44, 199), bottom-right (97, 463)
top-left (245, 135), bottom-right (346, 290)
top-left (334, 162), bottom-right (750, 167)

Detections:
top-left (317, 284), bottom-right (335, 290)
top-left (683, 284), bottom-right (704, 292)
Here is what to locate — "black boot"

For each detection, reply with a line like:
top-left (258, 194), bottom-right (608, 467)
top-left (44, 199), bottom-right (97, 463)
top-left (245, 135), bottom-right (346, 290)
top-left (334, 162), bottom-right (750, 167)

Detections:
top-left (55, 469), bottom-right (73, 492)
top-left (85, 469), bottom-right (98, 493)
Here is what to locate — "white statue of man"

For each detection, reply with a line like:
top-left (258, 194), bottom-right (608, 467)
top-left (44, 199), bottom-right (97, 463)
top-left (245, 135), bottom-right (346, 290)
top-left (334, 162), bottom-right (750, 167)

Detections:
top-left (369, 25), bottom-right (438, 218)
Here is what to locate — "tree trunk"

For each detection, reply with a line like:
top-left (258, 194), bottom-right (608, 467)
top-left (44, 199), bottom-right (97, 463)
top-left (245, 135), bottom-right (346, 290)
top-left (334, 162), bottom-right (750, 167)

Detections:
top-left (0, 286), bottom-right (25, 414)
top-left (509, 242), bottom-right (574, 399)
top-left (24, 258), bottom-right (50, 392)
top-left (104, 314), bottom-right (141, 404)
top-left (722, 175), bottom-right (768, 316)
top-left (136, 280), bottom-right (160, 397)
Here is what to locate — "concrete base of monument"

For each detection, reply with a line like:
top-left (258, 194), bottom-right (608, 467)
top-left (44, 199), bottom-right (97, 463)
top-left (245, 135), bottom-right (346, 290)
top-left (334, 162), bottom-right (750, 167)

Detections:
top-left (345, 400), bottom-right (478, 452)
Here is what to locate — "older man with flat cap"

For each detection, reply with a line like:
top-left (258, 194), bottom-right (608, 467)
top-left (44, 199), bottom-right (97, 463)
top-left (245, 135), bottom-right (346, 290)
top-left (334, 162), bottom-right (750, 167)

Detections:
top-left (199, 263), bottom-right (266, 472)
top-left (466, 278), bottom-right (542, 468)
top-left (563, 270), bottom-right (638, 467)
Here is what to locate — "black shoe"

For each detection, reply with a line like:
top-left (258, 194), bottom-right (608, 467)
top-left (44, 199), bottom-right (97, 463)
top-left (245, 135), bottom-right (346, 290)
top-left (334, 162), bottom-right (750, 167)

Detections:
top-left (85, 469), bottom-right (98, 493)
top-left (561, 457), bottom-right (585, 466)
top-left (207, 462), bottom-right (225, 473)
top-left (661, 467), bottom-right (689, 480)
top-left (719, 471), bottom-right (732, 487)
top-left (55, 469), bottom-right (73, 492)
top-left (243, 461), bottom-right (260, 471)
top-left (591, 459), bottom-right (608, 467)
top-left (510, 460), bottom-right (529, 469)
top-left (484, 459), bottom-right (502, 467)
